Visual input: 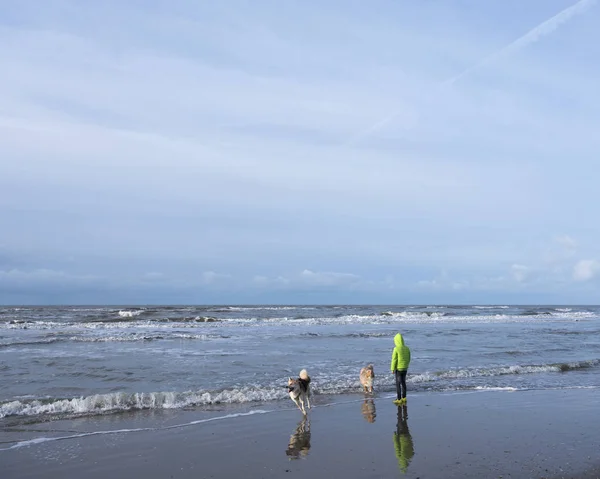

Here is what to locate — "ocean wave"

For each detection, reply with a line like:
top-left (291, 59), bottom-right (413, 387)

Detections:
top-left (472, 386), bottom-right (518, 391)
top-left (3, 359), bottom-right (596, 420)
top-left (551, 311), bottom-right (596, 318)
top-left (72, 333), bottom-right (225, 342)
top-left (132, 316), bottom-right (221, 323)
top-left (220, 306), bottom-right (316, 311)
top-left (300, 331), bottom-right (390, 339)
top-left (2, 308), bottom-right (596, 331)
top-left (118, 310), bottom-right (145, 318)
top-left (409, 359), bottom-right (599, 383)
top-left (382, 311), bottom-right (446, 318)
top-left (0, 388), bottom-right (288, 419)
top-left (0, 332), bottom-right (226, 347)
top-left (0, 338), bottom-right (63, 348)
top-left (543, 329), bottom-right (600, 336)
top-left (236, 310), bottom-right (596, 325)
top-left (0, 318), bottom-right (224, 331)
top-left (473, 306), bottom-right (510, 309)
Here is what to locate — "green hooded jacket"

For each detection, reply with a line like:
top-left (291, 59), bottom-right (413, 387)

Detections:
top-left (390, 333), bottom-right (411, 371)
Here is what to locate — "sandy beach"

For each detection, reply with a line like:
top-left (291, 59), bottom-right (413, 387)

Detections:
top-left (2, 388), bottom-right (599, 479)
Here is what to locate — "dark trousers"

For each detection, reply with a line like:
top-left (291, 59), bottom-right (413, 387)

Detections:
top-left (395, 370), bottom-right (407, 400)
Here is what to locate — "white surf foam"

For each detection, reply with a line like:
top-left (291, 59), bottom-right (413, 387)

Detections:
top-left (0, 409), bottom-right (270, 451)
top-left (409, 359), bottom-right (599, 383)
top-left (70, 333), bottom-right (220, 342)
top-left (473, 386), bottom-right (518, 391)
top-left (225, 306), bottom-right (316, 311)
top-left (118, 310), bottom-right (144, 318)
top-left (2, 308), bottom-right (596, 332)
top-left (0, 387), bottom-right (288, 419)
top-left (3, 357), bottom-right (597, 420)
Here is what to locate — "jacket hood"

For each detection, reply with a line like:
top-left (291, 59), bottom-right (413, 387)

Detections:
top-left (394, 333), bottom-right (405, 348)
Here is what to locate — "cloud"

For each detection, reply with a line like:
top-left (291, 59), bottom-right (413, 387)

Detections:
top-left (573, 260), bottom-right (600, 282)
top-left (543, 235), bottom-right (578, 266)
top-left (0, 268), bottom-right (98, 286)
top-left (299, 269), bottom-right (360, 287)
top-left (349, 0), bottom-right (598, 143)
top-left (442, 0), bottom-right (598, 86)
top-left (414, 234), bottom-right (600, 295)
top-left (0, 269), bottom-right (105, 303)
top-left (511, 264), bottom-right (530, 283)
top-left (200, 271), bottom-right (231, 285)
top-left (249, 270), bottom-right (361, 290)
top-left (1, 2), bottom-right (600, 304)
top-left (555, 235), bottom-right (577, 254)
top-left (416, 270), bottom-right (471, 290)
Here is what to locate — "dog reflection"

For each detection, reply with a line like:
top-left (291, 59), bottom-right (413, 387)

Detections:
top-left (393, 405), bottom-right (414, 474)
top-left (361, 398), bottom-right (377, 423)
top-left (286, 416), bottom-right (311, 459)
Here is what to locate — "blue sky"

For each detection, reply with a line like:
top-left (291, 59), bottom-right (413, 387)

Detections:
top-left (1, 0), bottom-right (599, 304)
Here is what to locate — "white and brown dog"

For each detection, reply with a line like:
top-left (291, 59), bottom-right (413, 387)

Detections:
top-left (288, 369), bottom-right (311, 414)
top-left (359, 364), bottom-right (375, 393)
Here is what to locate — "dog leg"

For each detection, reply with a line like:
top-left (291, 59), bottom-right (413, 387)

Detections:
top-left (292, 397), bottom-right (303, 412)
top-left (299, 397), bottom-right (306, 415)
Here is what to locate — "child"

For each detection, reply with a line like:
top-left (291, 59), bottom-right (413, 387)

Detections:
top-left (390, 333), bottom-right (411, 404)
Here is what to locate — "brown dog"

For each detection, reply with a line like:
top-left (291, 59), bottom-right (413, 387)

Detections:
top-left (359, 364), bottom-right (375, 393)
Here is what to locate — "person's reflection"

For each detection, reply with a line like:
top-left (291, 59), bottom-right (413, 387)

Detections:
top-left (361, 398), bottom-right (377, 423)
top-left (393, 405), bottom-right (414, 474)
top-left (285, 416), bottom-right (311, 459)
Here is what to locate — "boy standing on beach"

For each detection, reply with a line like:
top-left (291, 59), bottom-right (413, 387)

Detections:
top-left (390, 333), bottom-right (411, 405)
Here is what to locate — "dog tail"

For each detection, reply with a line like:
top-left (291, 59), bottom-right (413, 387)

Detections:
top-left (299, 369), bottom-right (310, 381)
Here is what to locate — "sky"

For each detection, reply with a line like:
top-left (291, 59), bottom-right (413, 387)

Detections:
top-left (1, 0), bottom-right (599, 305)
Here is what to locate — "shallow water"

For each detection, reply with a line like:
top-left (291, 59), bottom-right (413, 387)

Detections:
top-left (0, 305), bottom-right (598, 422)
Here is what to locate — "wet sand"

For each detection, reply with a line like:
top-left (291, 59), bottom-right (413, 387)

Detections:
top-left (2, 388), bottom-right (599, 478)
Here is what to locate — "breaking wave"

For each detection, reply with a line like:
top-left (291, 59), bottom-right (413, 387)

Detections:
top-left (0, 338), bottom-right (62, 348)
top-left (1, 308), bottom-right (597, 331)
top-left (0, 333), bottom-right (226, 348)
top-left (204, 306), bottom-right (323, 314)
top-left (0, 388), bottom-right (288, 420)
top-left (300, 331), bottom-right (390, 339)
top-left (472, 386), bottom-right (518, 391)
top-left (118, 310), bottom-right (144, 318)
top-left (2, 359), bottom-right (597, 420)
top-left (409, 359), bottom-right (600, 383)
top-left (473, 306), bottom-right (510, 309)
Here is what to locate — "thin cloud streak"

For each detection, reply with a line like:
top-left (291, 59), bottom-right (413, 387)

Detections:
top-left (348, 0), bottom-right (597, 145)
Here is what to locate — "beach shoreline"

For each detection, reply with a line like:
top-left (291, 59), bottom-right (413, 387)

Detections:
top-left (2, 388), bottom-right (599, 478)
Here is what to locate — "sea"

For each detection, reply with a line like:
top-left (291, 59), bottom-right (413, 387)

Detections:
top-left (1, 305), bottom-right (599, 425)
